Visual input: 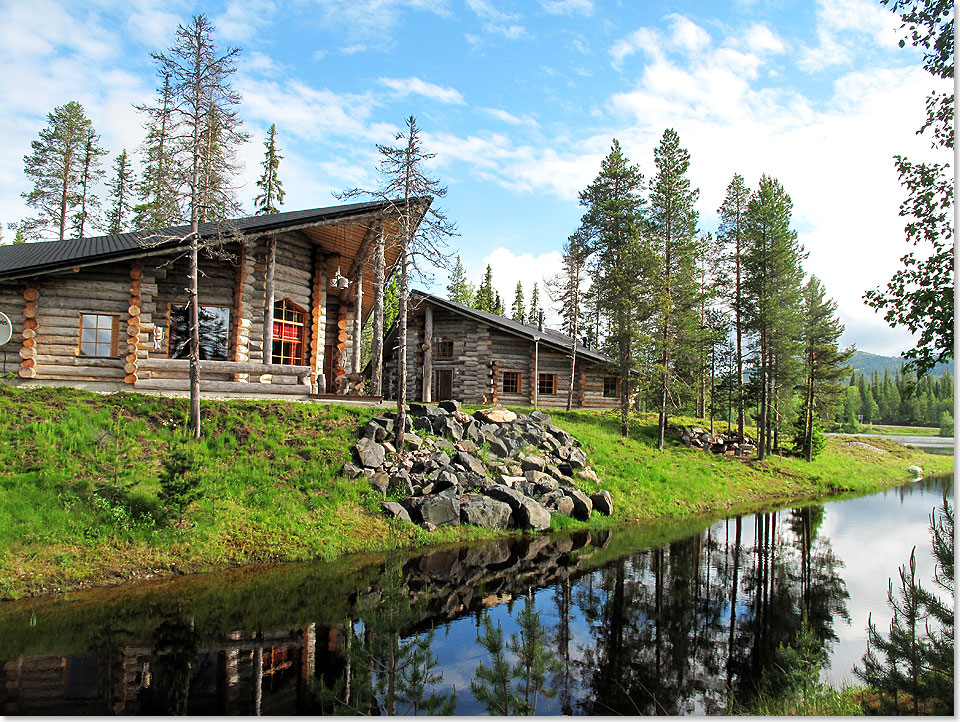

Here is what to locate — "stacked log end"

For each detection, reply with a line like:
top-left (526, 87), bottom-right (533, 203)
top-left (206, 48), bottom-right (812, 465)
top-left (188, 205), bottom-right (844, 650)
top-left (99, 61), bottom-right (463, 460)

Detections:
top-left (309, 262), bottom-right (325, 388)
top-left (123, 264), bottom-right (143, 383)
top-left (18, 283), bottom-right (39, 378)
top-left (232, 246), bottom-right (251, 381)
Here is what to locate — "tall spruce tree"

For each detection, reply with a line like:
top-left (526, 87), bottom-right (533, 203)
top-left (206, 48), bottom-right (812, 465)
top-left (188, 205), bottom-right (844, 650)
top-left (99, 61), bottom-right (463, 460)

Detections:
top-left (21, 101), bottom-right (100, 241)
top-left (71, 127), bottom-right (108, 238)
top-left (647, 129), bottom-right (701, 450)
top-left (545, 232), bottom-right (588, 410)
top-left (446, 255), bottom-right (474, 305)
top-left (743, 175), bottom-right (805, 458)
top-left (106, 149), bottom-right (135, 235)
top-left (474, 264), bottom-right (496, 313)
top-left (717, 173), bottom-right (751, 441)
top-left (529, 282), bottom-right (541, 326)
top-left (254, 123), bottom-right (285, 215)
top-left (574, 139), bottom-right (646, 437)
top-left (493, 289), bottom-right (504, 316)
top-left (511, 281), bottom-right (526, 322)
top-left (144, 14), bottom-right (248, 438)
top-left (794, 276), bottom-right (852, 461)
top-left (133, 72), bottom-right (182, 229)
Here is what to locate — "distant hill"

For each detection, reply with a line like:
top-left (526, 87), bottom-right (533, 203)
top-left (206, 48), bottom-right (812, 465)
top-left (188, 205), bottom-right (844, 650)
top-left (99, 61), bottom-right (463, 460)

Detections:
top-left (849, 350), bottom-right (954, 378)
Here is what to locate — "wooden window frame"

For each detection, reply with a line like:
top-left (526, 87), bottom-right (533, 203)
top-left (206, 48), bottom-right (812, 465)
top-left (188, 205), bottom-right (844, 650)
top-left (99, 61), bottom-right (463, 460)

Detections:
top-left (502, 370), bottom-right (522, 394)
top-left (167, 303), bottom-right (232, 361)
top-left (272, 298), bottom-right (307, 365)
top-left (76, 313), bottom-right (119, 358)
top-left (603, 376), bottom-right (620, 398)
top-left (538, 372), bottom-right (557, 396)
top-left (435, 337), bottom-right (454, 360)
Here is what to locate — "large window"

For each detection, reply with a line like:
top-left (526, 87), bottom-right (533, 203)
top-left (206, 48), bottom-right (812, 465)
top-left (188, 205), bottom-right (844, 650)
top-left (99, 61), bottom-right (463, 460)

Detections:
top-left (78, 313), bottom-right (117, 357)
top-left (168, 304), bottom-right (230, 360)
top-left (538, 373), bottom-right (557, 395)
top-left (435, 338), bottom-right (454, 360)
top-left (272, 299), bottom-right (306, 365)
top-left (604, 376), bottom-right (620, 398)
top-left (502, 371), bottom-right (521, 394)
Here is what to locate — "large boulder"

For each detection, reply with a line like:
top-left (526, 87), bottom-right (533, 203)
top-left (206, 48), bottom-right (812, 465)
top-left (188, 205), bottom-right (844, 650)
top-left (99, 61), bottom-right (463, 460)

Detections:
top-left (590, 490), bottom-right (614, 516)
top-left (524, 470), bottom-right (559, 494)
top-left (563, 487), bottom-right (593, 521)
top-left (419, 495), bottom-right (460, 527)
top-left (484, 434), bottom-right (512, 458)
top-left (485, 485), bottom-right (552, 531)
top-left (380, 501), bottom-right (411, 523)
top-left (354, 437), bottom-right (386, 468)
top-left (460, 495), bottom-right (512, 529)
top-left (474, 405), bottom-right (518, 424)
top-left (436, 416), bottom-right (464, 441)
top-left (342, 462), bottom-right (364, 480)
top-left (520, 454), bottom-right (547, 472)
top-left (567, 446), bottom-right (587, 469)
top-left (438, 399), bottom-right (462, 414)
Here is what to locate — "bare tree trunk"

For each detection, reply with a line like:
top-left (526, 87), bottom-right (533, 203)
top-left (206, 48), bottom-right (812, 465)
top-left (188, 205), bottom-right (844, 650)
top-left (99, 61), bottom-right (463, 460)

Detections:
top-left (735, 247), bottom-right (745, 442)
top-left (262, 235), bottom-right (276, 363)
top-left (566, 328), bottom-right (577, 411)
top-left (352, 268), bottom-right (363, 374)
top-left (370, 226), bottom-right (385, 396)
top-left (395, 244), bottom-right (408, 448)
top-left (422, 304), bottom-right (433, 402)
top-left (188, 234), bottom-right (201, 438)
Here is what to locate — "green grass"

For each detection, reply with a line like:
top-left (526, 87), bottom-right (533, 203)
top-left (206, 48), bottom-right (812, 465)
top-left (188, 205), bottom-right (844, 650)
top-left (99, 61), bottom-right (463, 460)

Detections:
top-left (0, 387), bottom-right (952, 600)
top-left (861, 424), bottom-right (943, 437)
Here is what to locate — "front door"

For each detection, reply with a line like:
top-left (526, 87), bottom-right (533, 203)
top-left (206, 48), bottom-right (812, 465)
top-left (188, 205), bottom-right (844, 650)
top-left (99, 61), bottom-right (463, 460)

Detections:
top-left (434, 369), bottom-right (453, 401)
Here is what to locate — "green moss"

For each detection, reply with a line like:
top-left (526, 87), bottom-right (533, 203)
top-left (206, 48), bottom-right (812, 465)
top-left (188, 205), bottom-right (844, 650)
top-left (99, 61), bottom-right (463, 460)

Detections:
top-left (0, 387), bottom-right (951, 600)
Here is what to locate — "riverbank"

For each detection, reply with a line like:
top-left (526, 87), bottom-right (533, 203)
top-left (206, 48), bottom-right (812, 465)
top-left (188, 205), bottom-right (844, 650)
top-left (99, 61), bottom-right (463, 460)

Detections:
top-left (0, 386), bottom-right (951, 599)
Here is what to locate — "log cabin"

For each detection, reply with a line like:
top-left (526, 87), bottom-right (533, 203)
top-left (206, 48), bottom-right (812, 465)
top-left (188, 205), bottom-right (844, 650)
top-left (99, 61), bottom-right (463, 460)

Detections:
top-left (382, 291), bottom-right (622, 409)
top-left (0, 200), bottom-right (426, 399)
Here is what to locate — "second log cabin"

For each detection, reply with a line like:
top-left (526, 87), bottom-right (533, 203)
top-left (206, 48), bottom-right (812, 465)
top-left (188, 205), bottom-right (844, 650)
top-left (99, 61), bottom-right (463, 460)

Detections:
top-left (0, 200), bottom-right (427, 399)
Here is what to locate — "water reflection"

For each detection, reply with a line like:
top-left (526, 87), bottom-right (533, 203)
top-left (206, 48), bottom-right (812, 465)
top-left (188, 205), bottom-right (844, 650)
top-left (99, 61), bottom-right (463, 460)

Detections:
top-left (0, 475), bottom-right (951, 715)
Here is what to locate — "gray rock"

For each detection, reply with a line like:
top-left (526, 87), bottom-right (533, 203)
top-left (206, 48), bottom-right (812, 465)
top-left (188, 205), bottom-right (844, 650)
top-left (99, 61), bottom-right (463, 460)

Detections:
top-left (465, 422), bottom-right (481, 443)
top-left (380, 501), bottom-right (411, 523)
top-left (485, 434), bottom-right (512, 458)
top-left (419, 495), bottom-right (460, 527)
top-left (403, 432), bottom-right (423, 450)
top-left (364, 421), bottom-right (388, 442)
top-left (354, 437), bottom-right (386, 468)
top-left (431, 450), bottom-right (452, 467)
top-left (342, 462), bottom-right (364, 480)
top-left (433, 470), bottom-right (460, 491)
top-left (453, 451), bottom-right (486, 476)
top-left (590, 490), bottom-right (614, 516)
top-left (382, 441), bottom-right (397, 454)
top-left (434, 438), bottom-right (456, 453)
top-left (563, 487), bottom-right (594, 521)
top-left (413, 415), bottom-right (434, 434)
top-left (399, 496), bottom-right (423, 523)
top-left (437, 484), bottom-right (463, 501)
top-left (485, 485), bottom-right (552, 531)
top-left (521, 454), bottom-right (546, 472)
top-left (529, 409), bottom-right (550, 424)
top-left (577, 468), bottom-right (600, 483)
top-left (539, 490), bottom-right (564, 509)
top-left (438, 399), bottom-right (462, 413)
top-left (556, 496), bottom-right (576, 517)
top-left (524, 470), bottom-right (559, 494)
top-left (460, 496), bottom-right (512, 529)
top-left (497, 474), bottom-right (525, 488)
top-left (420, 482), bottom-right (435, 496)
top-left (369, 472), bottom-right (390, 496)
top-left (437, 416), bottom-right (464, 441)
top-left (567, 446), bottom-right (587, 469)
top-left (455, 439), bottom-right (479, 454)
top-left (389, 471), bottom-right (413, 495)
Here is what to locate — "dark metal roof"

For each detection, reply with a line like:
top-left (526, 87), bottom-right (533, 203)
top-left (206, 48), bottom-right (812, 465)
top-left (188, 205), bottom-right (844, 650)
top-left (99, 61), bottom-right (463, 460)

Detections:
top-left (408, 290), bottom-right (615, 365)
top-left (0, 200), bottom-right (395, 281)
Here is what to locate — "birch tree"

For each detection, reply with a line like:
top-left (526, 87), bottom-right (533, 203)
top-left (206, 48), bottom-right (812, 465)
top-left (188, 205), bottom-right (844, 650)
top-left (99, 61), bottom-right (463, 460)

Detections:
top-left (143, 14), bottom-right (248, 438)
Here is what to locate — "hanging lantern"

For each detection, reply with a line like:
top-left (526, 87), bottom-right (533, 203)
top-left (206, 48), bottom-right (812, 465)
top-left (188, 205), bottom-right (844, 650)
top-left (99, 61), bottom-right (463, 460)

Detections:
top-left (330, 264), bottom-right (350, 289)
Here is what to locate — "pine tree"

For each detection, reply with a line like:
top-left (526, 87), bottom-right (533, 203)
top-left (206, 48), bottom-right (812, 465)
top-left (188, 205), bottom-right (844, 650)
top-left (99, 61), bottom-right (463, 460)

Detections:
top-left (508, 596), bottom-right (562, 714)
top-left (471, 613), bottom-right (522, 715)
top-left (647, 129), bottom-right (701, 450)
top-left (545, 232), bottom-right (588, 410)
top-left (71, 127), bottom-right (108, 238)
top-left (574, 139), bottom-right (646, 436)
top-left (529, 282), bottom-right (541, 326)
top-left (793, 276), bottom-right (852, 461)
top-left (106, 150), bottom-right (135, 235)
top-left (493, 290), bottom-right (504, 316)
top-left (21, 101), bottom-right (100, 241)
top-left (144, 14), bottom-right (249, 438)
top-left (133, 72), bottom-right (182, 230)
top-left (253, 123), bottom-right (285, 215)
top-left (474, 264), bottom-right (496, 312)
top-left (446, 255), bottom-right (474, 305)
top-left (717, 173), bottom-right (751, 441)
top-left (511, 281), bottom-right (526, 322)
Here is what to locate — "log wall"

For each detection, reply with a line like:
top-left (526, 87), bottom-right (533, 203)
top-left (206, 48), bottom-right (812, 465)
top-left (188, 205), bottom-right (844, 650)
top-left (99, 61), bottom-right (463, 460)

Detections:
top-left (0, 281), bottom-right (27, 375)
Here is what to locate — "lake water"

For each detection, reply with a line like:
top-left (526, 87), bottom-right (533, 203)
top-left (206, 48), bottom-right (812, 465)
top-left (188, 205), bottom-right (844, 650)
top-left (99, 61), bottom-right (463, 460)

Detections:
top-left (0, 473), bottom-right (952, 715)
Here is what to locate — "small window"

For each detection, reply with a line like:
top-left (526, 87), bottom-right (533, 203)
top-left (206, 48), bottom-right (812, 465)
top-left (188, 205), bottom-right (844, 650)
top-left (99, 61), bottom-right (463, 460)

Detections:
top-left (78, 313), bottom-right (117, 357)
top-left (169, 305), bottom-right (230, 360)
top-left (604, 376), bottom-right (620, 398)
top-left (435, 338), bottom-right (454, 360)
top-left (272, 299), bottom-right (305, 365)
top-left (538, 373), bottom-right (557, 395)
top-left (502, 371), bottom-right (521, 394)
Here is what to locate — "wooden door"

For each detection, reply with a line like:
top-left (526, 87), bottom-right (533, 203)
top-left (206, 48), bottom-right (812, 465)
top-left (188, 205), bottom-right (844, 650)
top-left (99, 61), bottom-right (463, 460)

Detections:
top-left (434, 369), bottom-right (453, 401)
top-left (324, 344), bottom-right (334, 393)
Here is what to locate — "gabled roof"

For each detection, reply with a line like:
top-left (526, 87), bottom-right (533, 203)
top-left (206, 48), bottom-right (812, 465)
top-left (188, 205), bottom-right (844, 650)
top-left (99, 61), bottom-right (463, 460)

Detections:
top-left (406, 290), bottom-right (615, 365)
top-left (0, 200), bottom-right (400, 281)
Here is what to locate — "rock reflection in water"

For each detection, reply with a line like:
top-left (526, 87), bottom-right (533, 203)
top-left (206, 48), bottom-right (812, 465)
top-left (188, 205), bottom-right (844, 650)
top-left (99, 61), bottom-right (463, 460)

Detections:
top-left (0, 511), bottom-right (852, 716)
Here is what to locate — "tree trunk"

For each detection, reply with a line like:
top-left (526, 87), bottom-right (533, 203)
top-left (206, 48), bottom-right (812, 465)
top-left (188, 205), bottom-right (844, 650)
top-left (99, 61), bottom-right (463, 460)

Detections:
top-left (262, 235), bottom-right (276, 363)
top-left (735, 237), bottom-right (745, 442)
top-left (352, 268), bottom-right (363, 374)
top-left (422, 304), bottom-right (433, 402)
top-left (395, 244), bottom-right (408, 449)
top-left (566, 310), bottom-right (577, 411)
top-left (188, 234), bottom-right (201, 438)
top-left (370, 226), bottom-right (385, 396)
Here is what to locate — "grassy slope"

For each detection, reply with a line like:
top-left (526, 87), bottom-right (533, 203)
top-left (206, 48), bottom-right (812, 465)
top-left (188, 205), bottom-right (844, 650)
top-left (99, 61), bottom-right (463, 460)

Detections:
top-left (0, 387), bottom-right (951, 599)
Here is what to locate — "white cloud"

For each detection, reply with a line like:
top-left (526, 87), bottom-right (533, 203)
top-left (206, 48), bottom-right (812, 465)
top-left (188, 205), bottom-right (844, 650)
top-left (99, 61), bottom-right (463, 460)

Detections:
top-left (483, 108), bottom-right (539, 127)
top-left (539, 0), bottom-right (594, 16)
top-left (379, 76), bottom-right (465, 104)
top-left (309, 0), bottom-right (452, 49)
top-left (666, 14), bottom-right (711, 54)
top-left (215, 0), bottom-right (277, 43)
top-left (610, 27), bottom-right (662, 68)
top-left (798, 0), bottom-right (901, 72)
top-left (472, 247), bottom-right (565, 326)
top-left (465, 0), bottom-right (528, 40)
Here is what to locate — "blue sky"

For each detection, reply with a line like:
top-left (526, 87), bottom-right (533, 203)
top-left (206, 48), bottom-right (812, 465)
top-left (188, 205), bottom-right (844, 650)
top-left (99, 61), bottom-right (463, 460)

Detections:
top-left (0, 0), bottom-right (948, 355)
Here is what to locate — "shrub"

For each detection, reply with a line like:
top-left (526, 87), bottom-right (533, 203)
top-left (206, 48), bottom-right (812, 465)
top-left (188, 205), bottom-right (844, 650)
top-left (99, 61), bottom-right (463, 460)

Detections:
top-left (158, 443), bottom-right (202, 525)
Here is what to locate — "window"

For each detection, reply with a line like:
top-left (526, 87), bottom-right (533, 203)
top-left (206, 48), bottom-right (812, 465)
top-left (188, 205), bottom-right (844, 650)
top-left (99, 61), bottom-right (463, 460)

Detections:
top-left (538, 373), bottom-right (557, 395)
top-left (168, 305), bottom-right (230, 360)
top-left (604, 376), bottom-right (620, 398)
top-left (435, 338), bottom-right (454, 360)
top-left (78, 314), bottom-right (117, 357)
top-left (502, 371), bottom-right (521, 394)
top-left (272, 299), bottom-right (306, 365)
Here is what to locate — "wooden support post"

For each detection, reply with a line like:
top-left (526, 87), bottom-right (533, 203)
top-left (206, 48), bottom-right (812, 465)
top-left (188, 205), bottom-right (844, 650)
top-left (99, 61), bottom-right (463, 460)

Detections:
top-left (124, 262), bottom-right (143, 383)
top-left (18, 282), bottom-right (38, 379)
top-left (422, 304), bottom-right (433, 402)
top-left (532, 336), bottom-right (540, 410)
top-left (262, 235), bottom-right (277, 365)
top-left (232, 245), bottom-right (249, 380)
top-left (370, 224), bottom-right (385, 396)
top-left (352, 267), bottom-right (362, 374)
top-left (310, 248), bottom-right (326, 393)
